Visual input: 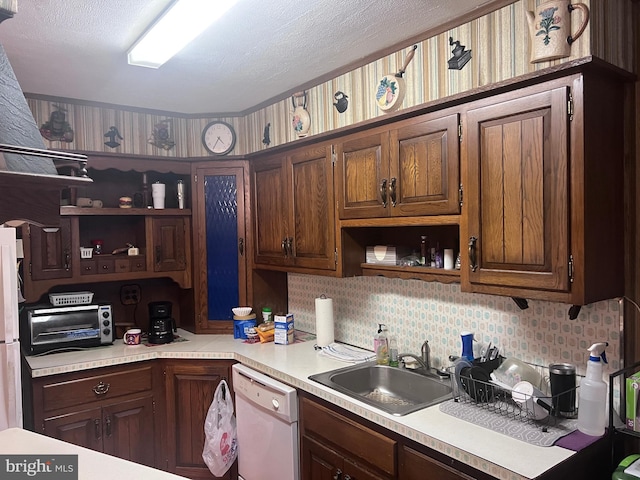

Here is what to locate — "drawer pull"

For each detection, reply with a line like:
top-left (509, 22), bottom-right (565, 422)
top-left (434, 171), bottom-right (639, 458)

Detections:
top-left (92, 381), bottom-right (110, 395)
top-left (333, 469), bottom-right (342, 480)
top-left (389, 177), bottom-right (397, 207)
top-left (468, 236), bottom-right (478, 272)
top-left (380, 178), bottom-right (388, 207)
top-left (94, 418), bottom-right (101, 440)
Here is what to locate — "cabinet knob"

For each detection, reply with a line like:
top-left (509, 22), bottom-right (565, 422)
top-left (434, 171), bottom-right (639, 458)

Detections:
top-left (379, 179), bottom-right (388, 207)
top-left (92, 381), bottom-right (110, 396)
top-left (468, 236), bottom-right (478, 272)
top-left (238, 237), bottom-right (244, 256)
top-left (333, 469), bottom-right (342, 480)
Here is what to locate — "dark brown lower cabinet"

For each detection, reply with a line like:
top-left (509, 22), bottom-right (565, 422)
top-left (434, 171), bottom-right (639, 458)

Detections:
top-left (162, 359), bottom-right (236, 479)
top-left (399, 445), bottom-right (474, 480)
top-left (302, 434), bottom-right (390, 480)
top-left (300, 395), bottom-right (396, 480)
top-left (28, 362), bottom-right (159, 469)
top-left (43, 396), bottom-right (155, 466)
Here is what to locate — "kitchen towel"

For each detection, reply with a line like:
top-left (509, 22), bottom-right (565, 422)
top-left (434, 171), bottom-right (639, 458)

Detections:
top-left (319, 343), bottom-right (375, 363)
top-left (315, 295), bottom-right (335, 347)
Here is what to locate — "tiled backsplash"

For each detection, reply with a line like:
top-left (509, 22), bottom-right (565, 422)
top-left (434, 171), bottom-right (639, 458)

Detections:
top-left (288, 274), bottom-right (622, 377)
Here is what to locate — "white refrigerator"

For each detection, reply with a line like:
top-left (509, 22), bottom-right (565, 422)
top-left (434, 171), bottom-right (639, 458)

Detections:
top-left (0, 226), bottom-right (22, 430)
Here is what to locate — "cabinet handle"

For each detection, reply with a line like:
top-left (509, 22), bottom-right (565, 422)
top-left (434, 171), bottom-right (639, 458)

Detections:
top-left (286, 237), bottom-right (293, 257)
top-left (105, 416), bottom-right (112, 437)
top-left (333, 469), bottom-right (343, 480)
top-left (468, 236), bottom-right (478, 272)
top-left (155, 246), bottom-right (162, 265)
top-left (238, 237), bottom-right (244, 256)
top-left (94, 418), bottom-right (101, 440)
top-left (344, 475), bottom-right (352, 480)
top-left (379, 179), bottom-right (388, 207)
top-left (64, 249), bottom-right (70, 270)
top-left (281, 238), bottom-right (287, 257)
top-left (389, 177), bottom-right (397, 207)
top-left (92, 381), bottom-right (110, 395)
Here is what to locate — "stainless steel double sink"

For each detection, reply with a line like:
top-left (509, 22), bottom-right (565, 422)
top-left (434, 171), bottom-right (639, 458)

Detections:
top-left (309, 361), bottom-right (452, 416)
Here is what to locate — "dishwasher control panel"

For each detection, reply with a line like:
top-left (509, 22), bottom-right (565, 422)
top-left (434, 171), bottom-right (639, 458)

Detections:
top-left (232, 363), bottom-right (298, 423)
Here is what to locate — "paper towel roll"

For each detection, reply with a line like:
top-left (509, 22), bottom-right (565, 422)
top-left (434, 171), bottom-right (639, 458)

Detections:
top-left (315, 296), bottom-right (335, 347)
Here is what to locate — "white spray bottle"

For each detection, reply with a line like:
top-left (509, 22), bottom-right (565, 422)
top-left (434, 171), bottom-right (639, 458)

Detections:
top-left (577, 342), bottom-right (608, 436)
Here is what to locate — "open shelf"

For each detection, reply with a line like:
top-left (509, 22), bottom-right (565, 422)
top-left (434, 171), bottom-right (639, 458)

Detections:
top-left (61, 207), bottom-right (191, 216)
top-left (361, 263), bottom-right (460, 283)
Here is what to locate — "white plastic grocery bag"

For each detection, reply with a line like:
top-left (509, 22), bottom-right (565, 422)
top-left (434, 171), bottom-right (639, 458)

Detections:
top-left (202, 379), bottom-right (238, 476)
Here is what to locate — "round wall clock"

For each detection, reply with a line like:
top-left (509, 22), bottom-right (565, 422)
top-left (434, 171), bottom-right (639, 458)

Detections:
top-left (202, 121), bottom-right (236, 155)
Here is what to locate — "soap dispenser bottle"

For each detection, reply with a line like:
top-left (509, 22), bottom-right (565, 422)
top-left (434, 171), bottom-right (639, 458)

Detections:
top-left (577, 342), bottom-right (609, 436)
top-left (375, 324), bottom-right (389, 365)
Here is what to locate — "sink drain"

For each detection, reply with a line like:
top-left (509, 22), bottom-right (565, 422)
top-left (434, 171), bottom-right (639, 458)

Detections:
top-left (363, 388), bottom-right (414, 406)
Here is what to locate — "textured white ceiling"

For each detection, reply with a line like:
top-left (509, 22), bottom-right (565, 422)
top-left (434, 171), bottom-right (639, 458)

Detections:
top-left (0, 0), bottom-right (494, 114)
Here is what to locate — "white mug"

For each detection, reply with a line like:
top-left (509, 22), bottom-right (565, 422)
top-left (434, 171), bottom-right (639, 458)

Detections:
top-left (124, 328), bottom-right (142, 345)
top-left (152, 182), bottom-right (165, 209)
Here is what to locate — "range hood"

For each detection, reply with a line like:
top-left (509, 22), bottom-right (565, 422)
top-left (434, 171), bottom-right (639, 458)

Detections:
top-left (0, 30), bottom-right (91, 226)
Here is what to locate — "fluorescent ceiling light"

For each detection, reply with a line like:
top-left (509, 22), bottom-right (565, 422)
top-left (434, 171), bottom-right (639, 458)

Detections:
top-left (128, 0), bottom-right (238, 68)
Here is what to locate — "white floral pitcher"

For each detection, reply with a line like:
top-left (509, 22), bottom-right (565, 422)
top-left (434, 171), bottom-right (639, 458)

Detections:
top-left (525, 0), bottom-right (589, 63)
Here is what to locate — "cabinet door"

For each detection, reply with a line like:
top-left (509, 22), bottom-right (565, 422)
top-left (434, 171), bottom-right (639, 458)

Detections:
top-left (194, 167), bottom-right (247, 323)
top-left (399, 445), bottom-right (475, 480)
top-left (43, 406), bottom-right (103, 452)
top-left (336, 130), bottom-right (390, 219)
top-left (152, 217), bottom-right (187, 272)
top-left (390, 113), bottom-right (460, 216)
top-left (288, 144), bottom-right (336, 270)
top-left (465, 86), bottom-right (569, 292)
top-left (252, 155), bottom-right (288, 266)
top-left (102, 395), bottom-right (156, 468)
top-left (301, 435), bottom-right (343, 480)
top-left (164, 360), bottom-right (234, 479)
top-left (29, 218), bottom-right (73, 280)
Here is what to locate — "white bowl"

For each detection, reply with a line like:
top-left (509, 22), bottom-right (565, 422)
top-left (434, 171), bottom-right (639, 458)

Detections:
top-left (232, 307), bottom-right (252, 316)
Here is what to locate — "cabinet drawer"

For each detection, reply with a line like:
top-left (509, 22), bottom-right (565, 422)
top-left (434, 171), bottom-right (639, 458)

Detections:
top-left (80, 260), bottom-right (97, 275)
top-left (41, 364), bottom-right (153, 413)
top-left (301, 397), bottom-right (396, 476)
top-left (129, 255), bottom-right (146, 272)
top-left (114, 258), bottom-right (130, 273)
top-left (97, 258), bottom-right (114, 274)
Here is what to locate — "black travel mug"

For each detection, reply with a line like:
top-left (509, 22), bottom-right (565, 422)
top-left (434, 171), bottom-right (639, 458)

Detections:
top-left (549, 363), bottom-right (577, 416)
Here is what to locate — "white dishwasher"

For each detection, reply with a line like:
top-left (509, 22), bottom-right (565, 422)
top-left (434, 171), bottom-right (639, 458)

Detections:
top-left (232, 363), bottom-right (299, 480)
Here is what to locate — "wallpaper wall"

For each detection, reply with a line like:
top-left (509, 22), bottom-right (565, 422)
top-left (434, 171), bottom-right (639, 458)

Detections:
top-left (24, 0), bottom-right (635, 158)
top-left (287, 274), bottom-right (623, 378)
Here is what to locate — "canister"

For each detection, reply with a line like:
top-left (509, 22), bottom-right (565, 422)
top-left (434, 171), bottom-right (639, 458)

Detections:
top-left (549, 363), bottom-right (577, 416)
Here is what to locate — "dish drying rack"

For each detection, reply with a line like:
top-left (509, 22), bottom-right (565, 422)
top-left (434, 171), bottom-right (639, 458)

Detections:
top-left (449, 360), bottom-right (580, 430)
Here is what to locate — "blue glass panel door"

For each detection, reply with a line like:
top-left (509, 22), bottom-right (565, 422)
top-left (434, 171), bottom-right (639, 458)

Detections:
top-left (204, 174), bottom-right (238, 320)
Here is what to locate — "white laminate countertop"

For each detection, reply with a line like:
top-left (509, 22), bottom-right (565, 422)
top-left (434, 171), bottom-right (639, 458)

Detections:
top-left (24, 330), bottom-right (581, 480)
top-left (0, 428), bottom-right (188, 479)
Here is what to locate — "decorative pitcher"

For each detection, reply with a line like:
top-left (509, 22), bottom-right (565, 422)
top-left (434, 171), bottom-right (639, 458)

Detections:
top-left (291, 91), bottom-right (310, 138)
top-left (525, 0), bottom-right (589, 63)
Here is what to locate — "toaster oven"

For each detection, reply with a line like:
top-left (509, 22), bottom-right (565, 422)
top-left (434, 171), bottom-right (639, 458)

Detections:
top-left (20, 303), bottom-right (114, 355)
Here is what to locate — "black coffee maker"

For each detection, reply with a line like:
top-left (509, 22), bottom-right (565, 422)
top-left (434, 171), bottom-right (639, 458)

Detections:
top-left (148, 301), bottom-right (176, 344)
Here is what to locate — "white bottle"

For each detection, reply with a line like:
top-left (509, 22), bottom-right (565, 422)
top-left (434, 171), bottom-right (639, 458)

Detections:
top-left (577, 342), bottom-right (609, 436)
